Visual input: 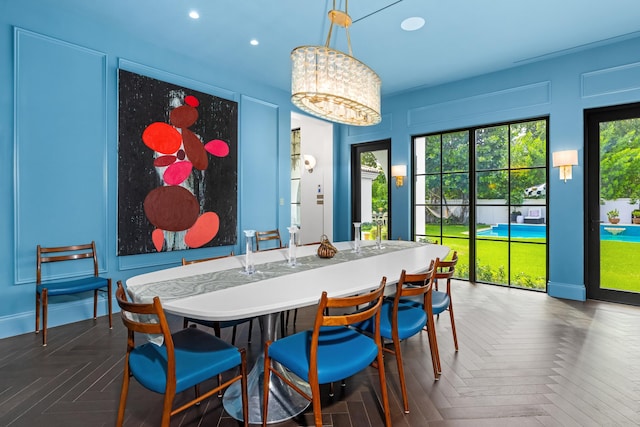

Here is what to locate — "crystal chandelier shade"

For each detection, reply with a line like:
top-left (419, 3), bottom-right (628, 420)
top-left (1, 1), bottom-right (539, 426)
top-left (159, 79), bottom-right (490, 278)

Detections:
top-left (290, 2), bottom-right (381, 126)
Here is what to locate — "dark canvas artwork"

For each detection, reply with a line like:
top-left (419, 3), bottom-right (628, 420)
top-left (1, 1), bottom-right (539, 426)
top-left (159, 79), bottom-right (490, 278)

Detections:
top-left (118, 69), bottom-right (238, 256)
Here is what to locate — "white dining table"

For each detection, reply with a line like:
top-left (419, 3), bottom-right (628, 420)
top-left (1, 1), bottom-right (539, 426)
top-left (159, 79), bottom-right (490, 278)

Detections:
top-left (125, 239), bottom-right (449, 424)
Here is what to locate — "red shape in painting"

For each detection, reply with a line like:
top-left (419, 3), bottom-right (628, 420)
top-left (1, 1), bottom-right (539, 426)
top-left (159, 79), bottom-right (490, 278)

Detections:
top-left (169, 105), bottom-right (198, 128)
top-left (154, 155), bottom-right (177, 167)
top-left (163, 161), bottom-right (193, 185)
top-left (184, 95), bottom-right (199, 107)
top-left (205, 139), bottom-right (230, 157)
top-left (182, 129), bottom-right (208, 170)
top-left (152, 229), bottom-right (165, 252)
top-left (144, 186), bottom-right (200, 231)
top-left (185, 212), bottom-right (220, 248)
top-left (142, 122), bottom-right (182, 154)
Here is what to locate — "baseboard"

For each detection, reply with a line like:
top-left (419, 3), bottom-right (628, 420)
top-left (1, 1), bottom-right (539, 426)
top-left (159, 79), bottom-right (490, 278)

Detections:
top-left (0, 294), bottom-right (115, 340)
top-left (547, 281), bottom-right (586, 301)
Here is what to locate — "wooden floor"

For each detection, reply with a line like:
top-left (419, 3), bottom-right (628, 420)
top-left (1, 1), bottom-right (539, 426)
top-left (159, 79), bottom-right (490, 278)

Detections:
top-left (1, 280), bottom-right (639, 427)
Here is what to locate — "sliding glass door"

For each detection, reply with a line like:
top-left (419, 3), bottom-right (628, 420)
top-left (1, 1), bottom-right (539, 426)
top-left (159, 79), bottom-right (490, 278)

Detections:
top-left (413, 118), bottom-right (548, 289)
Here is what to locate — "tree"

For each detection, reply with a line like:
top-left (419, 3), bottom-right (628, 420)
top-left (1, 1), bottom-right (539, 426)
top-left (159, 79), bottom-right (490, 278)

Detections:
top-left (599, 119), bottom-right (640, 204)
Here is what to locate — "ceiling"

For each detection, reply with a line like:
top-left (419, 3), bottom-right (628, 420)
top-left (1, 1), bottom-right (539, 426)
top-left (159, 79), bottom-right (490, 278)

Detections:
top-left (53, 0), bottom-right (640, 96)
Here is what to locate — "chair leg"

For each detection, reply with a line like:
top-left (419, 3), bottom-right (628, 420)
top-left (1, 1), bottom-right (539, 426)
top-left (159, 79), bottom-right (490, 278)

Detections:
top-left (107, 279), bottom-right (113, 329)
top-left (231, 325), bottom-right (238, 345)
top-left (35, 291), bottom-right (41, 334)
top-left (375, 344), bottom-right (392, 426)
top-left (183, 318), bottom-right (189, 328)
top-left (93, 289), bottom-right (98, 319)
top-left (425, 318), bottom-right (440, 379)
top-left (160, 391), bottom-right (174, 427)
top-left (280, 311), bottom-right (286, 337)
top-left (394, 337), bottom-right (410, 413)
top-left (239, 349), bottom-right (249, 427)
top-left (247, 319), bottom-right (253, 343)
top-left (42, 289), bottom-right (48, 346)
top-left (311, 380), bottom-right (323, 427)
top-left (262, 343), bottom-right (272, 427)
top-left (116, 364), bottom-right (131, 427)
top-left (449, 302), bottom-right (459, 351)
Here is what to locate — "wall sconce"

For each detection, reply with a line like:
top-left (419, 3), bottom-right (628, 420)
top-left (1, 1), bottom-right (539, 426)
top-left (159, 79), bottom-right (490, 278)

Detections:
top-left (552, 150), bottom-right (578, 182)
top-left (303, 154), bottom-right (316, 173)
top-left (391, 164), bottom-right (407, 187)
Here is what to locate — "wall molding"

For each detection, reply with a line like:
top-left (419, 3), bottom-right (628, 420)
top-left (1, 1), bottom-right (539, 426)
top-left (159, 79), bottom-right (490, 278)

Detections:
top-left (408, 81), bottom-right (551, 127)
top-left (14, 28), bottom-right (109, 284)
top-left (581, 61), bottom-right (640, 98)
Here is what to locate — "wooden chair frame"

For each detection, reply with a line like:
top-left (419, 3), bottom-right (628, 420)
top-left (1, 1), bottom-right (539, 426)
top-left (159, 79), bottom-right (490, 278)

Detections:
top-left (263, 279), bottom-right (391, 427)
top-left (383, 261), bottom-right (439, 412)
top-left (255, 229), bottom-right (283, 251)
top-left (36, 241), bottom-right (112, 346)
top-left (115, 282), bottom-right (248, 427)
top-left (434, 251), bottom-right (459, 352)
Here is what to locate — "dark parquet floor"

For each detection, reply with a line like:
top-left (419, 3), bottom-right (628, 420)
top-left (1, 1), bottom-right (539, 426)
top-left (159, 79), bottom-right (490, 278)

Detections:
top-left (1, 280), bottom-right (639, 426)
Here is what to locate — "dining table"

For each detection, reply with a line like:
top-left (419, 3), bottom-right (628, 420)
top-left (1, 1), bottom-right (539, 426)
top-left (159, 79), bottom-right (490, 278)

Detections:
top-left (125, 239), bottom-right (449, 424)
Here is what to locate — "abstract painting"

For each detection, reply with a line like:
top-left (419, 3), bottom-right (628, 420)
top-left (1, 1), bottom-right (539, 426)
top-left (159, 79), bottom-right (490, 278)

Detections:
top-left (118, 69), bottom-right (237, 255)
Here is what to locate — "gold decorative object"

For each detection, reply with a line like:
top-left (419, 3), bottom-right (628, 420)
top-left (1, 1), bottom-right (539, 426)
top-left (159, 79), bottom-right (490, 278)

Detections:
top-left (317, 234), bottom-right (338, 258)
top-left (291, 0), bottom-right (381, 126)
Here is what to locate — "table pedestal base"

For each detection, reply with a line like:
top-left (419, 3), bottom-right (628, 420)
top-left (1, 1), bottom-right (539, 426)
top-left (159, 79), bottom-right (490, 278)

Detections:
top-left (223, 355), bottom-right (311, 424)
top-left (222, 312), bottom-right (311, 424)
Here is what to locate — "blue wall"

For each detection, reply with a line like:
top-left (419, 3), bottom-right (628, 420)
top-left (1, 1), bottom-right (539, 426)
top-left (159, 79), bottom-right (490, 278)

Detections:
top-left (0, 3), bottom-right (294, 338)
top-left (334, 36), bottom-right (640, 302)
top-left (3, 2), bottom-right (640, 339)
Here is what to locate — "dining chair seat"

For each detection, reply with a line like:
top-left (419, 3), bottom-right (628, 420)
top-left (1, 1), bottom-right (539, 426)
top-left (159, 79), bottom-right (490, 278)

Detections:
top-left (431, 290), bottom-right (451, 315)
top-left (36, 276), bottom-right (109, 296)
top-left (36, 241), bottom-right (112, 346)
top-left (263, 279), bottom-right (391, 427)
top-left (267, 326), bottom-right (378, 384)
top-left (357, 299), bottom-right (427, 340)
top-left (355, 263), bottom-right (440, 413)
top-left (129, 326), bottom-right (242, 394)
top-left (115, 281), bottom-right (248, 427)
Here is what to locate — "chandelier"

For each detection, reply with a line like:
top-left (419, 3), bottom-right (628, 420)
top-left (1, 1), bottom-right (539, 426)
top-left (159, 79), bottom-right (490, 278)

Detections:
top-left (291, 0), bottom-right (381, 126)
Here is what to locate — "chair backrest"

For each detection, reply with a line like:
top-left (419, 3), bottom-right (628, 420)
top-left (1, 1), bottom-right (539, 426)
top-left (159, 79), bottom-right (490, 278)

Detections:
top-left (182, 251), bottom-right (235, 265)
top-left (255, 229), bottom-right (282, 251)
top-left (435, 251), bottom-right (457, 280)
top-left (394, 259), bottom-right (437, 302)
top-left (36, 241), bottom-right (99, 285)
top-left (115, 282), bottom-right (175, 358)
top-left (311, 278), bottom-right (386, 357)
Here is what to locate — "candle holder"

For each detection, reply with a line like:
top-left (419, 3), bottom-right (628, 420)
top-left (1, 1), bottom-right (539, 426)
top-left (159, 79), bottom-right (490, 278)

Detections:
top-left (243, 230), bottom-right (256, 274)
top-left (375, 220), bottom-right (384, 250)
top-left (287, 226), bottom-right (298, 267)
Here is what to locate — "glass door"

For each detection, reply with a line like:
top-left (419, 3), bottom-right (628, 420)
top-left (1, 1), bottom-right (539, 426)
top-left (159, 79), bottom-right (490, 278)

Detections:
top-left (585, 103), bottom-right (640, 305)
top-left (351, 140), bottom-right (391, 241)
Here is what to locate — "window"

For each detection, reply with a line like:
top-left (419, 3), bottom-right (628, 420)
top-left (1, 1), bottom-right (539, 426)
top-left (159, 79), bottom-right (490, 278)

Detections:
top-left (413, 118), bottom-right (548, 290)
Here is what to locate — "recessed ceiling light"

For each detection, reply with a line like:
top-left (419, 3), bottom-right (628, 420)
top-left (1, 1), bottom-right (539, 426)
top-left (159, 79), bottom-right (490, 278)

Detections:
top-left (250, 39), bottom-right (259, 46)
top-left (401, 16), bottom-right (425, 31)
top-left (189, 10), bottom-right (200, 19)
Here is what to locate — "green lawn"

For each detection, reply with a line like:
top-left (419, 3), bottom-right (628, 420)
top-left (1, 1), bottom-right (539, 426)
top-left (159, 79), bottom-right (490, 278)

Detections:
top-left (421, 225), bottom-right (640, 293)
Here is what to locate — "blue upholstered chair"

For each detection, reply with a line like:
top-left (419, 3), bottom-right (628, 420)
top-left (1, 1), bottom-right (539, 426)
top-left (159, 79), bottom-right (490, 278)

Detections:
top-left (432, 251), bottom-right (459, 353)
top-left (115, 281), bottom-right (248, 427)
top-left (356, 261), bottom-right (440, 413)
top-left (262, 279), bottom-right (391, 427)
top-left (181, 252), bottom-right (255, 345)
top-left (36, 241), bottom-right (112, 346)
top-left (401, 252), bottom-right (459, 376)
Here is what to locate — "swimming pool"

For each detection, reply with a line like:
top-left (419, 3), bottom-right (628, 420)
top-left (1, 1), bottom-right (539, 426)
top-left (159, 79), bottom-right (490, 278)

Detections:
top-left (477, 223), bottom-right (545, 239)
top-left (477, 223), bottom-right (640, 242)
